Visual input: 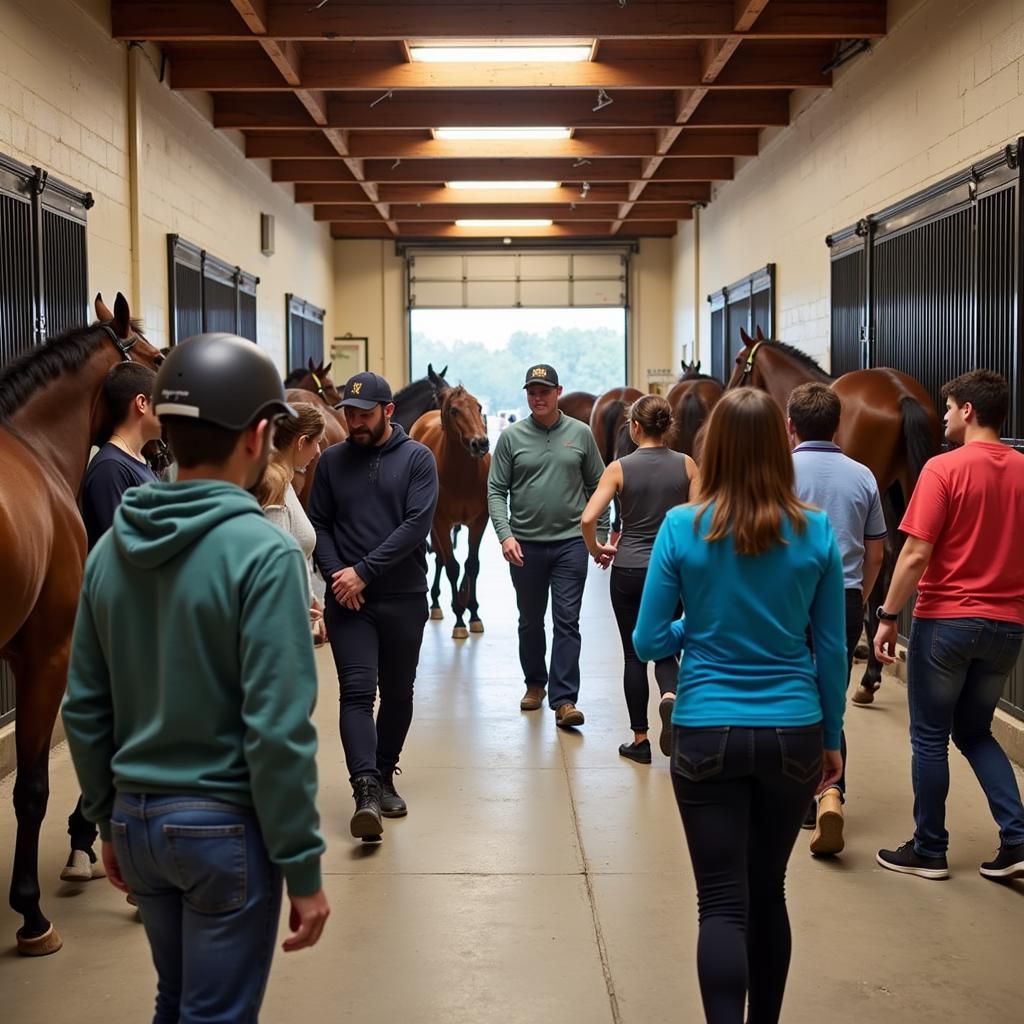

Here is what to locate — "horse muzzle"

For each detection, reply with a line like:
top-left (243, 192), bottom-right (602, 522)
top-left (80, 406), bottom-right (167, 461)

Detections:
top-left (468, 436), bottom-right (490, 458)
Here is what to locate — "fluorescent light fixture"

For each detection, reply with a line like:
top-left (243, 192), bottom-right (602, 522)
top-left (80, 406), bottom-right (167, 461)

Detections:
top-left (436, 127), bottom-right (571, 141)
top-left (455, 219), bottom-right (554, 228)
top-left (447, 180), bottom-right (559, 190)
top-left (410, 45), bottom-right (591, 63)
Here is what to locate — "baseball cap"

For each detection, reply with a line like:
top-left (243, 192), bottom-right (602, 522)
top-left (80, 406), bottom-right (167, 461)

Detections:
top-left (523, 364), bottom-right (559, 388)
top-left (339, 371), bottom-right (394, 409)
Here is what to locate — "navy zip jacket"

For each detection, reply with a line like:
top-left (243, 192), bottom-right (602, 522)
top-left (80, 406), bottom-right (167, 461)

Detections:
top-left (308, 423), bottom-right (439, 599)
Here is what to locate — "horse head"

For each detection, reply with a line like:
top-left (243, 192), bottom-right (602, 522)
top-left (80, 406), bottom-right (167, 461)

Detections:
top-left (94, 292), bottom-right (163, 371)
top-left (679, 358), bottom-right (704, 381)
top-left (301, 357), bottom-right (342, 407)
top-left (427, 363), bottom-right (450, 402)
top-left (440, 384), bottom-right (489, 459)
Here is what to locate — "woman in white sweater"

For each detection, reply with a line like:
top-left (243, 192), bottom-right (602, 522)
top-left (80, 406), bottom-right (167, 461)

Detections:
top-left (257, 401), bottom-right (327, 642)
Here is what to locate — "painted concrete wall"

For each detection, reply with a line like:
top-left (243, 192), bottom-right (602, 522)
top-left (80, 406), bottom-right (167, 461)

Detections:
top-left (0, 0), bottom-right (334, 366)
top-left (671, 0), bottom-right (1024, 370)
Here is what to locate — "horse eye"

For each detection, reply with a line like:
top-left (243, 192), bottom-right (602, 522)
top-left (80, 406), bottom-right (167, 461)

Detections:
top-left (451, 408), bottom-right (460, 416)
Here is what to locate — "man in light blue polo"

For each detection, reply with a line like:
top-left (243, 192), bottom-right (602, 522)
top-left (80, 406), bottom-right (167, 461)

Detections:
top-left (788, 382), bottom-right (886, 856)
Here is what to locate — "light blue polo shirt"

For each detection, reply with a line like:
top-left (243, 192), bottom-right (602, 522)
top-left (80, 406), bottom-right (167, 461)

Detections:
top-left (792, 441), bottom-right (887, 590)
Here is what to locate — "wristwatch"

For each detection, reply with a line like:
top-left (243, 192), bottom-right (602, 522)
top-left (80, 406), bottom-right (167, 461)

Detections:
top-left (875, 606), bottom-right (899, 622)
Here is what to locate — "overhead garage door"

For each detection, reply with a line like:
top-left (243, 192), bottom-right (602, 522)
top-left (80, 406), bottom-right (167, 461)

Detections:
top-left (406, 248), bottom-right (630, 309)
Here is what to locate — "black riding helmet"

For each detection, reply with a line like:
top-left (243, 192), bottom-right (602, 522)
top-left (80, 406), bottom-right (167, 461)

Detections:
top-left (153, 333), bottom-right (296, 429)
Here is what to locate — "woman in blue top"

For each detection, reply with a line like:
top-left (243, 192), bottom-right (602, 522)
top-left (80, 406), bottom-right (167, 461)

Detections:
top-left (634, 388), bottom-right (846, 1024)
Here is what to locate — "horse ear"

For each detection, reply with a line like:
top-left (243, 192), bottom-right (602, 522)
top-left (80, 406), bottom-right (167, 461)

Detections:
top-left (695, 360), bottom-right (701, 372)
top-left (113, 292), bottom-right (132, 338)
top-left (427, 364), bottom-right (440, 385)
top-left (755, 326), bottom-right (765, 342)
top-left (307, 357), bottom-right (315, 371)
top-left (95, 293), bottom-right (114, 322)
top-left (739, 327), bottom-right (752, 346)
top-left (322, 362), bottom-right (331, 375)
top-left (439, 364), bottom-right (448, 379)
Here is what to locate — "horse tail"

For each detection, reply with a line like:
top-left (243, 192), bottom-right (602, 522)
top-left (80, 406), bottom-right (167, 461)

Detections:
top-left (673, 390), bottom-right (705, 456)
top-left (599, 398), bottom-right (624, 463)
top-left (899, 395), bottom-right (938, 492)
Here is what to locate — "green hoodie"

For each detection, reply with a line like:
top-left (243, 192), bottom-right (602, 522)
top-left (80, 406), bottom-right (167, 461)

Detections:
top-left (63, 480), bottom-right (324, 896)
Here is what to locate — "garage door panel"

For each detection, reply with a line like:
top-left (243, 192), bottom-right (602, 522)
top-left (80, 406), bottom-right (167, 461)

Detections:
top-left (520, 279), bottom-right (571, 306)
top-left (465, 254), bottom-right (517, 279)
top-left (412, 255), bottom-right (463, 281)
top-left (574, 279), bottom-right (625, 306)
top-left (466, 279), bottom-right (518, 306)
top-left (519, 254), bottom-right (571, 280)
top-left (573, 254), bottom-right (625, 279)
top-left (413, 280), bottom-right (464, 307)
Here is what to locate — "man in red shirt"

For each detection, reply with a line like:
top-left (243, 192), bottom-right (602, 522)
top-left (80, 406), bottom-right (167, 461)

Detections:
top-left (875, 370), bottom-right (1024, 881)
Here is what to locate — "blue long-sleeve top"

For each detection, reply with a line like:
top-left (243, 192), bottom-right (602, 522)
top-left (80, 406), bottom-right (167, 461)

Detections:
top-left (633, 503), bottom-right (848, 749)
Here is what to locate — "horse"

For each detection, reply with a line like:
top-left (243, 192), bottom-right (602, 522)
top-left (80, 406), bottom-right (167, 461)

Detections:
top-left (0, 293), bottom-right (164, 956)
top-left (726, 327), bottom-right (941, 695)
top-left (665, 370), bottom-right (724, 458)
top-left (558, 391), bottom-right (597, 425)
top-left (287, 357), bottom-right (343, 408)
top-left (410, 386), bottom-right (491, 639)
top-left (392, 364), bottom-right (450, 431)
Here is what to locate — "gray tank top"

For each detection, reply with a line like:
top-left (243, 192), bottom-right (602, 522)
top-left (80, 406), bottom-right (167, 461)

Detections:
top-left (615, 447), bottom-right (691, 568)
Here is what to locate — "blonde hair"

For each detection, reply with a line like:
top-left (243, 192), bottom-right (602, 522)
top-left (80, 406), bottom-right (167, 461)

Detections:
top-left (254, 461), bottom-right (290, 508)
top-left (255, 401), bottom-right (325, 508)
top-left (694, 389), bottom-right (809, 556)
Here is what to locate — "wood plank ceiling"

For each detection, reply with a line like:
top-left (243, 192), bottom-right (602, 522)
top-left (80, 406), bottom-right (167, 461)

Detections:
top-left (112, 1), bottom-right (888, 240)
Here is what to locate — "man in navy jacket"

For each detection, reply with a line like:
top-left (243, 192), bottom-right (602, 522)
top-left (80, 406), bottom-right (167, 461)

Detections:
top-left (309, 371), bottom-right (438, 842)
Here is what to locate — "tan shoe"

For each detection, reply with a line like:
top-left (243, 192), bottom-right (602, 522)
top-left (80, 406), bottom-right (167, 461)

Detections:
top-left (555, 703), bottom-right (585, 729)
top-left (809, 788), bottom-right (845, 856)
top-left (520, 686), bottom-right (546, 711)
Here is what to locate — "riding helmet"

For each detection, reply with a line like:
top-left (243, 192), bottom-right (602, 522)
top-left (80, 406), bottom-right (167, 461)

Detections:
top-left (153, 333), bottom-right (296, 430)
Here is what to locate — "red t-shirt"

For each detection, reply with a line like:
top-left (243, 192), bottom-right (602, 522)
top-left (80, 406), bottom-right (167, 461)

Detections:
top-left (900, 442), bottom-right (1024, 623)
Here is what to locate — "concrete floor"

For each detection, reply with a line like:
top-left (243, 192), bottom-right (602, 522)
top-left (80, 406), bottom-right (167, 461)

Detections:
top-left (2, 544), bottom-right (1023, 1023)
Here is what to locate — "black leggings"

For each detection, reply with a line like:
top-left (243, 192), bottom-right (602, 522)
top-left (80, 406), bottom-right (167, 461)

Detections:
top-left (609, 566), bottom-right (679, 732)
top-left (671, 725), bottom-right (822, 1024)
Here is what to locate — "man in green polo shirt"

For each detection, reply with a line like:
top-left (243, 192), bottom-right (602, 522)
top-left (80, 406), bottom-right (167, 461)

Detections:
top-left (488, 364), bottom-right (610, 727)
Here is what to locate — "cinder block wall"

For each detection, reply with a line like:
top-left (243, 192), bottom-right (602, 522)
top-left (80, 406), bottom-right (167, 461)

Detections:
top-left (671, 0), bottom-right (1024, 369)
top-left (0, 0), bottom-right (335, 366)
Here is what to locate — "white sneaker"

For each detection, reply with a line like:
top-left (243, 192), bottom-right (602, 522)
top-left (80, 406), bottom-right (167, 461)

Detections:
top-left (59, 849), bottom-right (105, 882)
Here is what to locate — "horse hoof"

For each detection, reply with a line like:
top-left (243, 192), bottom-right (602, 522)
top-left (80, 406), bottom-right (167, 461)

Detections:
top-left (430, 608), bottom-right (444, 621)
top-left (469, 621), bottom-right (485, 634)
top-left (853, 643), bottom-right (870, 661)
top-left (17, 924), bottom-right (63, 957)
top-left (452, 626), bottom-right (469, 640)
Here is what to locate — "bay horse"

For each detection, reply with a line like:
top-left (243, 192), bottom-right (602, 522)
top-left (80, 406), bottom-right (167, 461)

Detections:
top-left (590, 387), bottom-right (644, 534)
top-left (665, 366), bottom-right (724, 458)
top-left (410, 385), bottom-right (491, 639)
top-left (286, 357), bottom-right (344, 408)
top-left (726, 328), bottom-right (941, 695)
top-left (0, 293), bottom-right (164, 955)
top-left (558, 391), bottom-right (596, 425)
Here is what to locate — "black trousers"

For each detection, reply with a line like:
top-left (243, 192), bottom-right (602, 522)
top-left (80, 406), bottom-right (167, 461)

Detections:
top-left (671, 725), bottom-right (822, 1024)
top-left (324, 593), bottom-right (429, 785)
top-left (608, 566), bottom-right (679, 732)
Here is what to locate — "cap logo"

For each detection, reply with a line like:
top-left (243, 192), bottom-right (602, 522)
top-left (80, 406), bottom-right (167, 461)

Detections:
top-left (351, 382), bottom-right (363, 394)
top-left (531, 367), bottom-right (547, 378)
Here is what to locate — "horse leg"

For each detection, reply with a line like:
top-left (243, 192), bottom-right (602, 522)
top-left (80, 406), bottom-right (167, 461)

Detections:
top-left (429, 531), bottom-right (445, 620)
top-left (462, 514), bottom-right (488, 634)
top-left (435, 529), bottom-right (466, 639)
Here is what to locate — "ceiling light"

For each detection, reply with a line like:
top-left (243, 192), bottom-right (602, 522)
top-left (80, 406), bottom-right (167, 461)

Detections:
top-left (410, 45), bottom-right (591, 63)
top-left (455, 219), bottom-right (554, 228)
top-left (435, 127), bottom-right (571, 141)
top-left (447, 180), bottom-right (559, 190)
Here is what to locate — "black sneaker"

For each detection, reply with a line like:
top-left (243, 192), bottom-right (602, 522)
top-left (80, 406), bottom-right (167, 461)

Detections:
top-left (381, 768), bottom-right (407, 819)
top-left (876, 840), bottom-right (949, 879)
top-left (801, 798), bottom-right (818, 830)
top-left (350, 776), bottom-right (383, 840)
top-left (979, 842), bottom-right (1024, 880)
top-left (618, 739), bottom-right (652, 764)
top-left (658, 696), bottom-right (675, 758)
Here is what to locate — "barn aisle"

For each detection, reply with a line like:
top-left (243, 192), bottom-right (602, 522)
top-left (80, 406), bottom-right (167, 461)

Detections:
top-left (2, 540), bottom-right (1022, 1023)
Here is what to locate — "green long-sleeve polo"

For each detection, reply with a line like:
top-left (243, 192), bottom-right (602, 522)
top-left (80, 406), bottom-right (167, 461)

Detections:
top-left (487, 412), bottom-right (609, 544)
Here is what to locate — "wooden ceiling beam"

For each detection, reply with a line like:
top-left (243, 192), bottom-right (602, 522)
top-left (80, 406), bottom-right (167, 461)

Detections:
top-left (214, 91), bottom-right (789, 130)
top-left (272, 156), bottom-right (733, 184)
top-left (317, 202), bottom-right (692, 222)
top-left (112, 2), bottom-right (887, 42)
top-left (295, 182), bottom-right (714, 205)
top-left (168, 54), bottom-right (830, 92)
top-left (735, 0), bottom-right (772, 33)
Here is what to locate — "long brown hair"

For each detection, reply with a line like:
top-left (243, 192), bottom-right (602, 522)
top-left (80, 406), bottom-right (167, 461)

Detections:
top-left (694, 389), bottom-right (808, 555)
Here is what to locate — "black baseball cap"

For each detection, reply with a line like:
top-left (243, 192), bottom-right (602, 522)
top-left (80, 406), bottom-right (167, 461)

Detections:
top-left (523, 364), bottom-right (559, 388)
top-left (339, 371), bottom-right (394, 409)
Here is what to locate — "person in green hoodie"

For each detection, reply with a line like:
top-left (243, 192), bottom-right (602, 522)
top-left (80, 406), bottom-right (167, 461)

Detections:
top-left (62, 333), bottom-right (329, 1023)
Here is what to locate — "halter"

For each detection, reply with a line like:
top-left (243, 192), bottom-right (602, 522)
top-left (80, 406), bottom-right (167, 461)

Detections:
top-left (98, 323), bottom-right (140, 362)
top-left (310, 370), bottom-right (344, 410)
top-left (738, 341), bottom-right (764, 385)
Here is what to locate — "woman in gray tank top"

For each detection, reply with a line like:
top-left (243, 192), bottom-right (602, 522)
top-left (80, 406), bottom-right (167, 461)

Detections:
top-left (582, 394), bottom-right (698, 763)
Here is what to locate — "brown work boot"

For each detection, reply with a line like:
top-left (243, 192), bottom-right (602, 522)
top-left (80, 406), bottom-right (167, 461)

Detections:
top-left (520, 686), bottom-right (546, 711)
top-left (555, 703), bottom-right (585, 729)
top-left (809, 788), bottom-right (845, 856)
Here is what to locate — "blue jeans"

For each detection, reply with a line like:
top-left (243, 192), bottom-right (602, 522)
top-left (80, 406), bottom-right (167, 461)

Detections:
top-left (509, 538), bottom-right (589, 709)
top-left (907, 617), bottom-right (1024, 858)
top-left (110, 794), bottom-right (283, 1023)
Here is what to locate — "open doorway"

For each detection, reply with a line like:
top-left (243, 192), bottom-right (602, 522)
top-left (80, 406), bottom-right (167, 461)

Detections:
top-left (409, 307), bottom-right (627, 436)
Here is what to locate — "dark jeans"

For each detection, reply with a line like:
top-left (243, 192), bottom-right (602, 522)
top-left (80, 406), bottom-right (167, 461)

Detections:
top-left (609, 565), bottom-right (679, 732)
top-left (325, 593), bottom-right (429, 784)
top-left (110, 794), bottom-right (282, 1024)
top-left (671, 725), bottom-right (822, 1024)
top-left (907, 616), bottom-right (1024, 858)
top-left (509, 538), bottom-right (589, 709)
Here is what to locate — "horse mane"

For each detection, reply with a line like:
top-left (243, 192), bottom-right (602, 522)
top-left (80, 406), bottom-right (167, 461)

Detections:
top-left (768, 340), bottom-right (833, 379)
top-left (283, 367), bottom-right (307, 387)
top-left (0, 322), bottom-right (124, 420)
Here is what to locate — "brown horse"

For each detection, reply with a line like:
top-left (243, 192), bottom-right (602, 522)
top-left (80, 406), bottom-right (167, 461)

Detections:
top-left (665, 372), bottom-right (724, 457)
top-left (590, 386), bottom-right (645, 465)
top-left (726, 328), bottom-right (941, 693)
top-left (0, 293), bottom-right (164, 955)
top-left (287, 357), bottom-right (343, 408)
top-left (410, 386), bottom-right (491, 639)
top-left (558, 390), bottom-right (596, 425)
